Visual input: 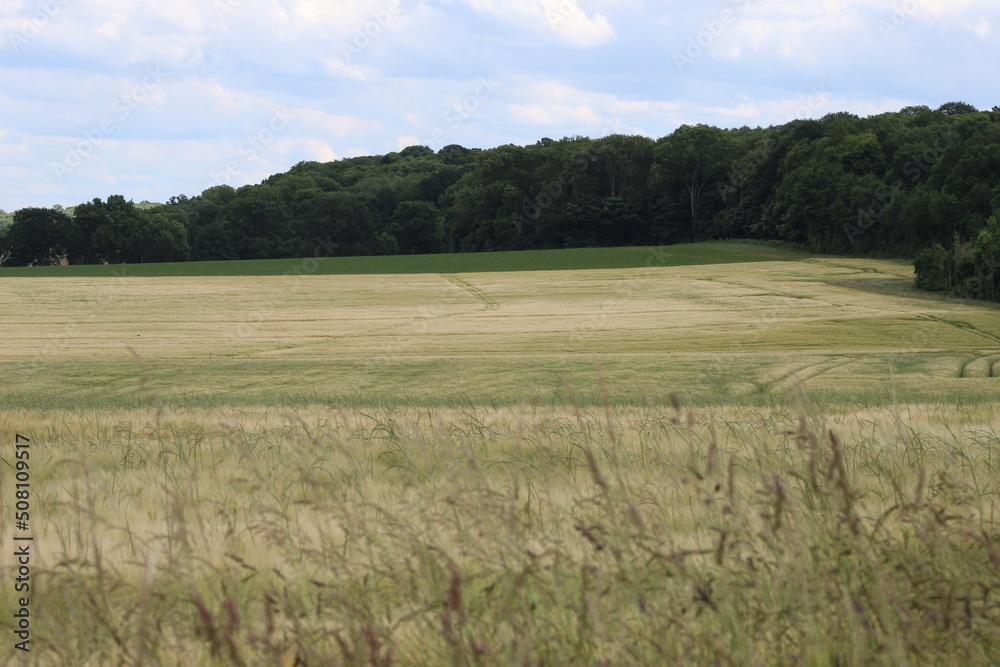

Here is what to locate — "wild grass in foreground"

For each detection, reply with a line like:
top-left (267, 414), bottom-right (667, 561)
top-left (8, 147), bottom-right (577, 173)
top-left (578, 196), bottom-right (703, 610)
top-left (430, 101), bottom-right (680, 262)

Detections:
top-left (3, 400), bottom-right (1000, 665)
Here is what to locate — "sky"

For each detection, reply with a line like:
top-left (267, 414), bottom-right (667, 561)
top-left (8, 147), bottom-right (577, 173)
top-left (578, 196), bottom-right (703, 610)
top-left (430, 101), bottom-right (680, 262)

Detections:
top-left (1, 0), bottom-right (997, 211)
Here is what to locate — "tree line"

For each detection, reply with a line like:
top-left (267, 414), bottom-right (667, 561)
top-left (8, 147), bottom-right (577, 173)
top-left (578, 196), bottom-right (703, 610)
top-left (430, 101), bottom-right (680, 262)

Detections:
top-left (2, 102), bottom-right (999, 298)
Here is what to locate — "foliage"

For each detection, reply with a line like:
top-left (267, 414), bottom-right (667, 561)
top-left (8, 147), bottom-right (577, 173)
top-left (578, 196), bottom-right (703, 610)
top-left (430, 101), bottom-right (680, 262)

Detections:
top-left (59, 196), bottom-right (190, 265)
top-left (3, 105), bottom-right (999, 287)
top-left (915, 213), bottom-right (1000, 300)
top-left (913, 243), bottom-right (951, 291)
top-left (390, 200), bottom-right (441, 254)
top-left (0, 207), bottom-right (75, 266)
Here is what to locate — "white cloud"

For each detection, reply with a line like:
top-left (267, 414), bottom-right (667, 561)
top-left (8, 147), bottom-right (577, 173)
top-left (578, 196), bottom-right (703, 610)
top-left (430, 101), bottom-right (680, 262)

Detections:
top-left (149, 1), bottom-right (206, 33)
top-left (745, 0), bottom-right (827, 21)
top-left (507, 81), bottom-right (611, 127)
top-left (504, 80), bottom-right (682, 137)
top-left (541, 0), bottom-right (616, 47)
top-left (322, 58), bottom-right (379, 81)
top-left (292, 108), bottom-right (376, 138)
top-left (395, 135), bottom-right (422, 149)
top-left (465, 0), bottom-right (615, 46)
top-left (916, 0), bottom-right (996, 18)
top-left (969, 17), bottom-right (991, 38)
top-left (303, 139), bottom-right (340, 162)
top-left (729, 7), bottom-right (865, 60)
top-left (1, 0), bottom-right (999, 209)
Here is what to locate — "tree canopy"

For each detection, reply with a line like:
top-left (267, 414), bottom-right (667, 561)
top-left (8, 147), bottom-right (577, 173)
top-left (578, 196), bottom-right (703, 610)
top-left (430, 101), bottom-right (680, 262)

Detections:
top-left (3, 102), bottom-right (999, 299)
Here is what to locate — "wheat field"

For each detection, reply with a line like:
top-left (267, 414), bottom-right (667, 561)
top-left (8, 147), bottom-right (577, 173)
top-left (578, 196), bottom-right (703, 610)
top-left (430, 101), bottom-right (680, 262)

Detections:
top-left (2, 248), bottom-right (1000, 664)
top-left (1, 254), bottom-right (998, 409)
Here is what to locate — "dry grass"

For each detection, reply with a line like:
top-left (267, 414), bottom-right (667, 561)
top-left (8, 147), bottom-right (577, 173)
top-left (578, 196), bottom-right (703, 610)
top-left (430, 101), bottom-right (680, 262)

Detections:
top-left (1, 256), bottom-right (998, 409)
top-left (3, 252), bottom-right (1000, 663)
top-left (2, 401), bottom-right (1000, 665)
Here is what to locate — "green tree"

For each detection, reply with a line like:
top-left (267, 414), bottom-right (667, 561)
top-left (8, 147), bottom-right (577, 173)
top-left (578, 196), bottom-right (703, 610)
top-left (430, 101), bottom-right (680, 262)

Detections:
top-left (767, 153), bottom-right (843, 248)
top-left (220, 185), bottom-right (295, 259)
top-left (299, 191), bottom-right (376, 256)
top-left (66, 196), bottom-right (193, 264)
top-left (655, 125), bottom-right (734, 240)
top-left (913, 243), bottom-right (950, 291)
top-left (179, 185), bottom-right (237, 261)
top-left (390, 201), bottom-right (441, 254)
top-left (67, 199), bottom-right (108, 264)
top-left (437, 144), bottom-right (476, 166)
top-left (443, 145), bottom-right (540, 252)
top-left (412, 166), bottom-right (465, 204)
top-left (400, 145), bottom-right (435, 159)
top-left (592, 134), bottom-right (654, 198)
top-left (969, 212), bottom-right (1000, 300)
top-left (91, 195), bottom-right (148, 263)
top-left (1, 207), bottom-right (74, 266)
top-left (831, 132), bottom-right (886, 176)
top-left (938, 101), bottom-right (979, 116)
top-left (142, 208), bottom-right (191, 263)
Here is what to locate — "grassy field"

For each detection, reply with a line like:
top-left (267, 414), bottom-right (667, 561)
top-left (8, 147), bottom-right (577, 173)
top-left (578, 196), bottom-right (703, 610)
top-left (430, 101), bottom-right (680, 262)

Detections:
top-left (0, 243), bottom-right (996, 410)
top-left (0, 242), bottom-right (810, 278)
top-left (2, 242), bottom-right (1000, 664)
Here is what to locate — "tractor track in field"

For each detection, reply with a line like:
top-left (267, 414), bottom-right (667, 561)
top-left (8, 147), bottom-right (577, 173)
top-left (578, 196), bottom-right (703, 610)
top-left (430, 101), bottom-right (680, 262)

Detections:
top-left (763, 356), bottom-right (860, 392)
top-left (701, 277), bottom-right (914, 318)
top-left (915, 314), bottom-right (1000, 346)
top-left (439, 274), bottom-right (499, 311)
top-left (957, 354), bottom-right (1000, 378)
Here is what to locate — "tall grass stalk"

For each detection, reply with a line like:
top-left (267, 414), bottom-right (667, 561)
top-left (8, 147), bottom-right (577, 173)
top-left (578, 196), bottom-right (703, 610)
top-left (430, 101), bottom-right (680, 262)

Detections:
top-left (3, 403), bottom-right (999, 664)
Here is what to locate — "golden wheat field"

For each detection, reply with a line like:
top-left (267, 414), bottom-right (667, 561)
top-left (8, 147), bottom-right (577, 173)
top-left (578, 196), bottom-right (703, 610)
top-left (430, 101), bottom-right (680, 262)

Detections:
top-left (2, 248), bottom-right (1000, 664)
top-left (1, 253), bottom-right (998, 408)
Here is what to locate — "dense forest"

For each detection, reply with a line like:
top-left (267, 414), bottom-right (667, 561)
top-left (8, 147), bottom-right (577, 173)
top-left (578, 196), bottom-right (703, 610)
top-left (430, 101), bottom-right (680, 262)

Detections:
top-left (2, 102), bottom-right (1000, 299)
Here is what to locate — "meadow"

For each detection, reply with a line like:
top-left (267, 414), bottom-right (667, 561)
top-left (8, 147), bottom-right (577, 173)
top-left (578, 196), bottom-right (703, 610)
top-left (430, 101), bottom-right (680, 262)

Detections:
top-left (2, 242), bottom-right (999, 664)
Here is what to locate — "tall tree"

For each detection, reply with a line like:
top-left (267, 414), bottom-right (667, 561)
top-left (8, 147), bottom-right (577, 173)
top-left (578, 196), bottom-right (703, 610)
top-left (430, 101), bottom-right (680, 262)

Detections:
top-left (656, 125), bottom-right (734, 240)
top-left (1, 207), bottom-right (74, 266)
top-left (92, 195), bottom-right (147, 263)
top-left (390, 201), bottom-right (441, 254)
top-left (220, 185), bottom-right (294, 259)
top-left (299, 190), bottom-right (376, 257)
top-left (592, 134), bottom-right (654, 198)
top-left (938, 101), bottom-right (979, 116)
top-left (142, 208), bottom-right (191, 263)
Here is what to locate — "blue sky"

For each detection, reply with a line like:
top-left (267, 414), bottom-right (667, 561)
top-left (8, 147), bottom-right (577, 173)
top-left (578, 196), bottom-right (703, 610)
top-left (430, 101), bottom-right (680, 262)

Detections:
top-left (1, 0), bottom-right (997, 211)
